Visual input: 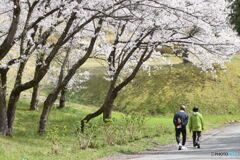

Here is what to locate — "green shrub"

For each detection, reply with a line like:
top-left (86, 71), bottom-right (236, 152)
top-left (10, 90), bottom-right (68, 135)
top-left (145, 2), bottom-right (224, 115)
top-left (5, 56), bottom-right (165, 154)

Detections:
top-left (74, 113), bottom-right (146, 149)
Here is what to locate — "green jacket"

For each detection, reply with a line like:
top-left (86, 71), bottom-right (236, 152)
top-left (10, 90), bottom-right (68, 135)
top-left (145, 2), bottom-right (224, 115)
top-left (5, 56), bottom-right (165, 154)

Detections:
top-left (189, 112), bottom-right (204, 131)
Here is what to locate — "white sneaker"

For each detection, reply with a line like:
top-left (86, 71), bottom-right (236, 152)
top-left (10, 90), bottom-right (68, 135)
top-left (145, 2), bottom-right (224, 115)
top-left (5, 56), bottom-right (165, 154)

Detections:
top-left (178, 144), bottom-right (182, 150)
top-left (182, 146), bottom-right (187, 150)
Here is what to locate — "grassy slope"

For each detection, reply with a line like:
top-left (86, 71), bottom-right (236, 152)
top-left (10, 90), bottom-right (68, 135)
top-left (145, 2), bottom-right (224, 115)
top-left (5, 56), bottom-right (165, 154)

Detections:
top-left (69, 56), bottom-right (240, 115)
top-left (0, 100), bottom-right (239, 160)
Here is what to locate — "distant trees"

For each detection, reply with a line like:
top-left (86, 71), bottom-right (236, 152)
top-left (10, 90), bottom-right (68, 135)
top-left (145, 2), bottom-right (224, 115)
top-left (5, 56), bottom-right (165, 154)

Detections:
top-left (0, 0), bottom-right (239, 136)
top-left (229, 0), bottom-right (240, 34)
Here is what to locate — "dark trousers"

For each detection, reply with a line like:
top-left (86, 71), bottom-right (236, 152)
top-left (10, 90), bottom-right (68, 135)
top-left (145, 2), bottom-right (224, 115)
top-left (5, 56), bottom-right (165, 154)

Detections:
top-left (192, 131), bottom-right (201, 146)
top-left (175, 128), bottom-right (186, 146)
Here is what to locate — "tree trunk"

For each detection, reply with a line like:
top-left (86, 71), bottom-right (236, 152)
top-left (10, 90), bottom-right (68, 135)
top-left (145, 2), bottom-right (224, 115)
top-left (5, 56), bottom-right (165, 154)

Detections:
top-left (102, 49), bottom-right (152, 122)
top-left (81, 107), bottom-right (104, 133)
top-left (0, 93), bottom-right (7, 135)
top-left (7, 91), bottom-right (20, 136)
top-left (103, 98), bottom-right (114, 121)
top-left (80, 90), bottom-right (117, 132)
top-left (182, 48), bottom-right (190, 64)
top-left (80, 86), bottom-right (117, 133)
top-left (0, 70), bottom-right (8, 135)
top-left (38, 92), bottom-right (58, 135)
top-left (29, 84), bottom-right (39, 111)
top-left (38, 100), bottom-right (52, 135)
top-left (102, 87), bottom-right (118, 122)
top-left (57, 45), bottom-right (70, 110)
top-left (29, 53), bottom-right (44, 111)
top-left (58, 87), bottom-right (66, 109)
top-left (6, 59), bottom-right (28, 136)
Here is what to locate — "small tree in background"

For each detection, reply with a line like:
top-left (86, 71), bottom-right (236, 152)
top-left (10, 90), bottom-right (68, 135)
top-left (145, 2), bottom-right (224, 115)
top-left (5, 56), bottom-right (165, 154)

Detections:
top-left (229, 0), bottom-right (240, 34)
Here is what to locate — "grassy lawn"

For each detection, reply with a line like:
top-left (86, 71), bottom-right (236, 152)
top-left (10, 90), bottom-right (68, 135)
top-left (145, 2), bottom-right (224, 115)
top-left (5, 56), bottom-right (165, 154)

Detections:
top-left (0, 100), bottom-right (239, 160)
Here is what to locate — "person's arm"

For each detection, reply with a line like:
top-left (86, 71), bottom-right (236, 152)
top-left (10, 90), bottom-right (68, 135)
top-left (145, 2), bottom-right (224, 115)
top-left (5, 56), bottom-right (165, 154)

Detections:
top-left (173, 114), bottom-right (177, 127)
top-left (182, 114), bottom-right (189, 126)
top-left (189, 116), bottom-right (192, 132)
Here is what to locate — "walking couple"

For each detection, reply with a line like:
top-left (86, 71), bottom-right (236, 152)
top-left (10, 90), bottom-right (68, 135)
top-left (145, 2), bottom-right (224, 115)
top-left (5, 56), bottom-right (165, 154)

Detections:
top-left (173, 105), bottom-right (204, 150)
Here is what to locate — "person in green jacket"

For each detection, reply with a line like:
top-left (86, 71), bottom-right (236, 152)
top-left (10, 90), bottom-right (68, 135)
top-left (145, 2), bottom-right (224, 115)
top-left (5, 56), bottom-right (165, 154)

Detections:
top-left (189, 106), bottom-right (204, 148)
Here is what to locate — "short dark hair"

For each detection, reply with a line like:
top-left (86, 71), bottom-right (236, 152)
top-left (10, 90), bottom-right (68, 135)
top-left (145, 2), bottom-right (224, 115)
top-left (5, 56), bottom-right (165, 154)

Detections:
top-left (193, 106), bottom-right (199, 112)
top-left (179, 105), bottom-right (186, 111)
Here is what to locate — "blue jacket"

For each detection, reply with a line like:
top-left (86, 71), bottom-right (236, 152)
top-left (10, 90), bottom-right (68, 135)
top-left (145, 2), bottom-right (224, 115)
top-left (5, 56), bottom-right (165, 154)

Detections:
top-left (173, 111), bottom-right (189, 128)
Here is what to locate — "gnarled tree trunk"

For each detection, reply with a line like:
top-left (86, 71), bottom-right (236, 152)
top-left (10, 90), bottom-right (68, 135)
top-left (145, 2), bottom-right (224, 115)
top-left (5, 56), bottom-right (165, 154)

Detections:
top-left (7, 60), bottom-right (27, 136)
top-left (7, 91), bottom-right (20, 136)
top-left (80, 84), bottom-right (117, 132)
top-left (29, 84), bottom-right (39, 111)
top-left (0, 93), bottom-right (7, 135)
top-left (58, 87), bottom-right (67, 109)
top-left (0, 70), bottom-right (8, 135)
top-left (29, 54), bottom-right (44, 111)
top-left (102, 47), bottom-right (153, 123)
top-left (38, 92), bottom-right (58, 135)
top-left (103, 90), bottom-right (118, 121)
top-left (57, 48), bottom-right (70, 109)
top-left (81, 107), bottom-right (104, 133)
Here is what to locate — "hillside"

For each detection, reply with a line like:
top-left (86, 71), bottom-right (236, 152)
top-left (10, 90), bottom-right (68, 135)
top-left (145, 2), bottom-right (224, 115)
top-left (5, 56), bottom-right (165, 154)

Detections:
top-left (67, 56), bottom-right (240, 115)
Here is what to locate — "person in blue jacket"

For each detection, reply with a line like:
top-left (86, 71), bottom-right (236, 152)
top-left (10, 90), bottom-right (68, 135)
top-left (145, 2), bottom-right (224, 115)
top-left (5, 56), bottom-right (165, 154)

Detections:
top-left (173, 105), bottom-right (189, 150)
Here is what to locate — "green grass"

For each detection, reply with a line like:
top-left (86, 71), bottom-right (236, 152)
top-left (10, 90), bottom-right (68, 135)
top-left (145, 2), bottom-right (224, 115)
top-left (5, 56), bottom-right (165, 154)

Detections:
top-left (0, 100), bottom-right (239, 160)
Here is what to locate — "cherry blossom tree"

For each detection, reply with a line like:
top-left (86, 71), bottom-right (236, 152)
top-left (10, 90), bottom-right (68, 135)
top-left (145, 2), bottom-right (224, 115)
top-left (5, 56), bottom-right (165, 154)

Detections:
top-left (2, 0), bottom-right (132, 136)
top-left (81, 0), bottom-right (240, 131)
top-left (5, 0), bottom-right (83, 136)
top-left (36, 0), bottom-right (146, 134)
top-left (0, 0), bottom-right (63, 135)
